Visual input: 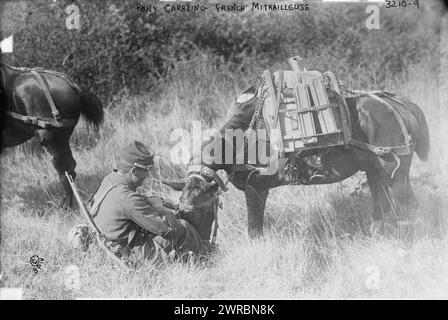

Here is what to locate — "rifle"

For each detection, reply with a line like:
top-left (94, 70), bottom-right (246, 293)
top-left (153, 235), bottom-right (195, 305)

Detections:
top-left (65, 172), bottom-right (131, 270)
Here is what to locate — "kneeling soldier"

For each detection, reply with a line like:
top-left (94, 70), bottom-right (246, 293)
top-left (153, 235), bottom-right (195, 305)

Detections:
top-left (90, 141), bottom-right (203, 267)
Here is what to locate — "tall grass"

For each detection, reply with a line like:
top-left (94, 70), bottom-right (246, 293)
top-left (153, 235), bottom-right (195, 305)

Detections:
top-left (1, 53), bottom-right (447, 299)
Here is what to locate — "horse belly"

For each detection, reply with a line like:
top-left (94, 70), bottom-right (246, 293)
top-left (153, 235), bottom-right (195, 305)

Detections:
top-left (317, 148), bottom-right (361, 184)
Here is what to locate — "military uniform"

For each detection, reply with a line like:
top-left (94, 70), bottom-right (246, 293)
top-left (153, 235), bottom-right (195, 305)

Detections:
top-left (91, 141), bottom-right (203, 266)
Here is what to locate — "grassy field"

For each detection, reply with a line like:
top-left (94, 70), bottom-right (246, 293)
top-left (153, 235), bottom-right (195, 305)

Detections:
top-left (1, 56), bottom-right (447, 299)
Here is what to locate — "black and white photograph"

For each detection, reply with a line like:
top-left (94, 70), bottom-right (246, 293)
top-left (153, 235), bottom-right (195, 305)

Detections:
top-left (0, 0), bottom-right (447, 303)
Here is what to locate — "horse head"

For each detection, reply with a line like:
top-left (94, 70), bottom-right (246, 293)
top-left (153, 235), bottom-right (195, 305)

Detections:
top-left (163, 166), bottom-right (227, 243)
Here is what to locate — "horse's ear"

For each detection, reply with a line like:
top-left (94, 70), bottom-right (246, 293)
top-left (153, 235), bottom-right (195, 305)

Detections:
top-left (162, 181), bottom-right (185, 191)
top-left (236, 84), bottom-right (257, 104)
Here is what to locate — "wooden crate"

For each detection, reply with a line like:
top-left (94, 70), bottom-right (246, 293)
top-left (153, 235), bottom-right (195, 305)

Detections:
top-left (262, 69), bottom-right (345, 154)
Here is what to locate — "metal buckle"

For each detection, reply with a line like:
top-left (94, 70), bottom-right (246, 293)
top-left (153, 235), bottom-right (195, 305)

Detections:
top-left (52, 111), bottom-right (62, 123)
top-left (133, 162), bottom-right (153, 171)
top-left (24, 116), bottom-right (38, 126)
top-left (374, 147), bottom-right (391, 156)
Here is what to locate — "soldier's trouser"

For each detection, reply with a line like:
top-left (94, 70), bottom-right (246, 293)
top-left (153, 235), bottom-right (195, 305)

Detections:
top-left (123, 218), bottom-right (203, 265)
top-left (107, 217), bottom-right (204, 266)
top-left (151, 218), bottom-right (203, 256)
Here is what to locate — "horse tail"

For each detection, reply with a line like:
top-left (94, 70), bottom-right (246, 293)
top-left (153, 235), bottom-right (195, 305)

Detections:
top-left (415, 107), bottom-right (430, 161)
top-left (79, 85), bottom-right (104, 131)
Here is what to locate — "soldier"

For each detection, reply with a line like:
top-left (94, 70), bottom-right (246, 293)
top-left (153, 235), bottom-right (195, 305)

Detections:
top-left (90, 140), bottom-right (203, 267)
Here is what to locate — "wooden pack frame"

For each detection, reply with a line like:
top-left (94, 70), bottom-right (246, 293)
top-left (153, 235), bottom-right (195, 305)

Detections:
top-left (262, 58), bottom-right (351, 158)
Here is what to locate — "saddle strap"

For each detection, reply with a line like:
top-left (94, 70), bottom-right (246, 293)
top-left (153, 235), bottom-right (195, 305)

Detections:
top-left (350, 139), bottom-right (412, 157)
top-left (5, 110), bottom-right (78, 128)
top-left (350, 92), bottom-right (414, 157)
top-left (368, 92), bottom-right (413, 149)
top-left (30, 70), bottom-right (62, 124)
top-left (4, 69), bottom-right (78, 128)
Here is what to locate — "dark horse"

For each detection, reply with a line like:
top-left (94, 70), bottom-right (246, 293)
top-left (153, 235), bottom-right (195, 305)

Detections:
top-left (166, 79), bottom-right (430, 239)
top-left (0, 60), bottom-right (104, 206)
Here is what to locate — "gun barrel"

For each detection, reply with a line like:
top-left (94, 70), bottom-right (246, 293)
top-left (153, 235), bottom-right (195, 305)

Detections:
top-left (65, 171), bottom-right (101, 235)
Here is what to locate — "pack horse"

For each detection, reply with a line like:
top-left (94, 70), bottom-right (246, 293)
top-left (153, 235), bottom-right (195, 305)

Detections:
top-left (167, 56), bottom-right (430, 238)
top-left (0, 60), bottom-right (104, 206)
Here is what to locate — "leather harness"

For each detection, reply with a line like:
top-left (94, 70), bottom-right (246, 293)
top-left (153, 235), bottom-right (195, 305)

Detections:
top-left (349, 91), bottom-right (414, 157)
top-left (1, 62), bottom-right (79, 129)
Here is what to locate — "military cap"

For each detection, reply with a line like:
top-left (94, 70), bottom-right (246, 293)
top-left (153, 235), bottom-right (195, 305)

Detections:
top-left (119, 141), bottom-right (154, 170)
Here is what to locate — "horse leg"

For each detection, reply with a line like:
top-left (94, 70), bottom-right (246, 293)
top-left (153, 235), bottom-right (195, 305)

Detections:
top-left (365, 167), bottom-right (397, 235)
top-left (389, 156), bottom-right (417, 215)
top-left (389, 156), bottom-right (418, 241)
top-left (244, 184), bottom-right (270, 238)
top-left (36, 128), bottom-right (76, 208)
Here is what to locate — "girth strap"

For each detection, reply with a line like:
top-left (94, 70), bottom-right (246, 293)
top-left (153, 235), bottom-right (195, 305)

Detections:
top-left (350, 138), bottom-right (412, 157)
top-left (5, 110), bottom-right (78, 128)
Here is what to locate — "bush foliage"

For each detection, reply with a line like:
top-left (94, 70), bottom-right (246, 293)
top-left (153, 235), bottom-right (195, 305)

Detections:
top-left (1, 0), bottom-right (443, 103)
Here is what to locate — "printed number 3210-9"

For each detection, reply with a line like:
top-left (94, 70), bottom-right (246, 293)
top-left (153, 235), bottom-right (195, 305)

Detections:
top-left (385, 0), bottom-right (420, 9)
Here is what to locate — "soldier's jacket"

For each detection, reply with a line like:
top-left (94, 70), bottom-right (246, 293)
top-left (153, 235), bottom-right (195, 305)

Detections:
top-left (91, 170), bottom-right (177, 243)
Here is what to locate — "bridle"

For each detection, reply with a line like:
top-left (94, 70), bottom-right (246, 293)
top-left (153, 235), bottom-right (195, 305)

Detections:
top-left (178, 167), bottom-right (226, 246)
top-left (178, 189), bottom-right (222, 246)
